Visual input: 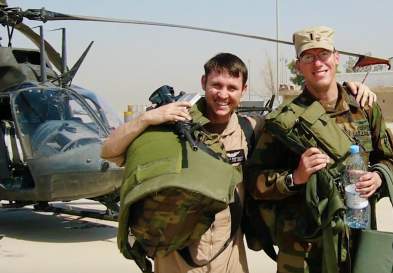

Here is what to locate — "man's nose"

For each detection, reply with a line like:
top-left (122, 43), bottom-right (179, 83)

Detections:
top-left (312, 57), bottom-right (324, 66)
top-left (217, 90), bottom-right (228, 98)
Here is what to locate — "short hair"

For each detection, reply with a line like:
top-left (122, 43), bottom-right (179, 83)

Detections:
top-left (203, 53), bottom-right (248, 86)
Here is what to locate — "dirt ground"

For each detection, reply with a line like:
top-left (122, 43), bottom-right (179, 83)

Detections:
top-left (0, 198), bottom-right (391, 273)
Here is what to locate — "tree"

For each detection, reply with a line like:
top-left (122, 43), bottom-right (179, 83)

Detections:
top-left (287, 59), bottom-right (304, 87)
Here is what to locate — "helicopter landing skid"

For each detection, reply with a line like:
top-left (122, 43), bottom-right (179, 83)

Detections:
top-left (33, 203), bottom-right (118, 222)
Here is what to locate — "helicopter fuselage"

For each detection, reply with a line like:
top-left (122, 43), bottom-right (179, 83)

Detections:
top-left (0, 83), bottom-right (123, 204)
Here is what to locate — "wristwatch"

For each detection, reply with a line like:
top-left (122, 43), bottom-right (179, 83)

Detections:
top-left (285, 173), bottom-right (295, 189)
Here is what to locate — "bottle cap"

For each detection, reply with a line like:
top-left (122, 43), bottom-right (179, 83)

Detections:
top-left (349, 144), bottom-right (360, 154)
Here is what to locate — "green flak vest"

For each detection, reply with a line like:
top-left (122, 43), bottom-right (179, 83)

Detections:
top-left (117, 101), bottom-right (242, 272)
top-left (264, 97), bottom-right (355, 273)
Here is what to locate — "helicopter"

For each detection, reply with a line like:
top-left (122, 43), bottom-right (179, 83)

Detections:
top-left (0, 0), bottom-right (124, 219)
top-left (0, 0), bottom-right (391, 220)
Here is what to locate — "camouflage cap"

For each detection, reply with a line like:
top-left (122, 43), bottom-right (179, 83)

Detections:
top-left (293, 26), bottom-right (335, 57)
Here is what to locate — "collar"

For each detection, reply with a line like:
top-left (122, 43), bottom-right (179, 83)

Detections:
top-left (217, 112), bottom-right (238, 137)
top-left (330, 84), bottom-right (360, 116)
top-left (189, 97), bottom-right (211, 126)
top-left (298, 83), bottom-right (360, 115)
top-left (189, 98), bottom-right (237, 137)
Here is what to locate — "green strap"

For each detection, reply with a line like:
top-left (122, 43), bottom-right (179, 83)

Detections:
top-left (322, 224), bottom-right (339, 273)
top-left (371, 163), bottom-right (393, 203)
top-left (178, 191), bottom-right (243, 267)
top-left (125, 241), bottom-right (153, 273)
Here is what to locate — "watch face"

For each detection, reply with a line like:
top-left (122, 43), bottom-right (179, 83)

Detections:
top-left (286, 174), bottom-right (294, 188)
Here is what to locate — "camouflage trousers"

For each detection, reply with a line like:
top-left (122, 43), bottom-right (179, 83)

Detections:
top-left (261, 201), bottom-right (327, 273)
top-left (272, 205), bottom-right (349, 273)
top-left (276, 233), bottom-right (323, 273)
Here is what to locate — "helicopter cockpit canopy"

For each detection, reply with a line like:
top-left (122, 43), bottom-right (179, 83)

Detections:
top-left (71, 85), bottom-right (122, 132)
top-left (11, 86), bottom-right (107, 159)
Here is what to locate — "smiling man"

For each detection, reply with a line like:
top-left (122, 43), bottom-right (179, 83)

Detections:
top-left (102, 51), bottom-right (376, 273)
top-left (245, 26), bottom-right (393, 273)
top-left (102, 53), bottom-right (263, 273)
top-left (203, 64), bottom-right (245, 124)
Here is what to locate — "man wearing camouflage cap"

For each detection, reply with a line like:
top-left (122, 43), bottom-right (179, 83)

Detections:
top-left (245, 26), bottom-right (393, 273)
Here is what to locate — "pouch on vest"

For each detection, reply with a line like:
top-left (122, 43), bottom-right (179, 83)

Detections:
top-left (117, 125), bottom-right (242, 261)
top-left (266, 100), bottom-right (351, 161)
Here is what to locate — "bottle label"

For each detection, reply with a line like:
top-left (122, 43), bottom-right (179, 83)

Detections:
top-left (345, 184), bottom-right (368, 209)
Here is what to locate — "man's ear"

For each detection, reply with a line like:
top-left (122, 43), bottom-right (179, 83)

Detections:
top-left (334, 51), bottom-right (340, 65)
top-left (241, 84), bottom-right (248, 96)
top-left (201, 75), bottom-right (206, 91)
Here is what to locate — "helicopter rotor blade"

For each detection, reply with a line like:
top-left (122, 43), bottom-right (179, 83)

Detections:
top-left (21, 8), bottom-right (391, 70)
top-left (22, 8), bottom-right (293, 45)
top-left (14, 22), bottom-right (64, 72)
top-left (353, 55), bottom-right (391, 70)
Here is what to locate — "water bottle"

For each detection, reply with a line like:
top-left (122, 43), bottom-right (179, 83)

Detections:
top-left (344, 144), bottom-right (370, 229)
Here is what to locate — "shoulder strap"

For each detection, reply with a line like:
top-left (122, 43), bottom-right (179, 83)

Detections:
top-left (237, 115), bottom-right (277, 261)
top-left (178, 190), bottom-right (242, 267)
top-left (237, 115), bottom-right (255, 159)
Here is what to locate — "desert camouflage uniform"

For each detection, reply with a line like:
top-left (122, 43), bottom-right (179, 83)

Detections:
top-left (246, 84), bottom-right (393, 273)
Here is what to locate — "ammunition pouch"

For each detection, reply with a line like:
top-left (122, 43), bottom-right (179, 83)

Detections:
top-left (266, 99), bottom-right (352, 161)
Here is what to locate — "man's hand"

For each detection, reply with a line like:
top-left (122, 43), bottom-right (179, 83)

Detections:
top-left (356, 171), bottom-right (382, 198)
top-left (293, 147), bottom-right (330, 185)
top-left (346, 81), bottom-right (377, 107)
top-left (101, 100), bottom-right (192, 163)
top-left (142, 101), bottom-right (192, 126)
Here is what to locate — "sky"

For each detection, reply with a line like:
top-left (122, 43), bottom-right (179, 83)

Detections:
top-left (1, 0), bottom-right (392, 113)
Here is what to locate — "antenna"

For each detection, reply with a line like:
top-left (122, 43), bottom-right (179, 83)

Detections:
top-left (60, 28), bottom-right (67, 74)
top-left (32, 25), bottom-right (47, 83)
top-left (51, 27), bottom-right (68, 85)
top-left (361, 71), bottom-right (370, 84)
